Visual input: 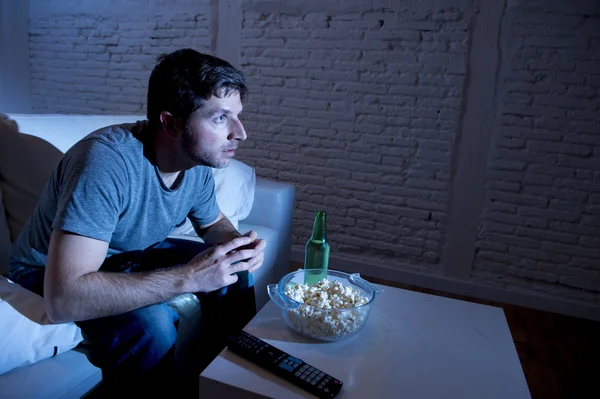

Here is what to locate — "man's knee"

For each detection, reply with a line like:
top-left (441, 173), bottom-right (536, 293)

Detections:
top-left (129, 304), bottom-right (179, 368)
top-left (79, 303), bottom-right (179, 373)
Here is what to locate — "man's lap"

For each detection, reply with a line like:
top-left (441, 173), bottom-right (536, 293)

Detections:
top-left (10, 238), bottom-right (257, 370)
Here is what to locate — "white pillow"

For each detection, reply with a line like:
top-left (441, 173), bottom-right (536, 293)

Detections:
top-left (0, 277), bottom-right (83, 375)
top-left (213, 159), bottom-right (256, 229)
top-left (171, 159), bottom-right (256, 236)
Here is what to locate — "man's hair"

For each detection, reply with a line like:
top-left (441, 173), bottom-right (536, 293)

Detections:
top-left (146, 48), bottom-right (248, 130)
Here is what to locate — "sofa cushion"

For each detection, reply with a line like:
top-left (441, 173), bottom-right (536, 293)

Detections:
top-left (0, 118), bottom-right (12, 273)
top-left (0, 119), bottom-right (63, 243)
top-left (0, 349), bottom-right (101, 398)
top-left (0, 186), bottom-right (10, 276)
top-left (0, 277), bottom-right (84, 375)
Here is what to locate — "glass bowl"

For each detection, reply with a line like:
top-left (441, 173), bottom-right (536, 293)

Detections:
top-left (267, 269), bottom-right (384, 342)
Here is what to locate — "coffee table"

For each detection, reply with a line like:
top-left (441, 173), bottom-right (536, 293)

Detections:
top-left (199, 282), bottom-right (531, 398)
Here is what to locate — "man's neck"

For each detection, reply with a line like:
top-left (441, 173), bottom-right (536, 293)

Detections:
top-left (142, 124), bottom-right (187, 189)
top-left (151, 126), bottom-right (190, 174)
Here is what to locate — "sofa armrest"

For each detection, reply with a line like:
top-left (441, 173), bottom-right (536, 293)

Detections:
top-left (243, 178), bottom-right (295, 230)
top-left (240, 177), bottom-right (295, 281)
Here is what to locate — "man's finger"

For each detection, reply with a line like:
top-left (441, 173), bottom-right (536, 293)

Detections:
top-left (248, 257), bottom-right (264, 273)
top-left (224, 273), bottom-right (239, 286)
top-left (243, 254), bottom-right (260, 268)
top-left (212, 236), bottom-right (253, 258)
top-left (255, 239), bottom-right (266, 251)
top-left (227, 238), bottom-right (266, 262)
top-left (248, 256), bottom-right (264, 272)
top-left (229, 261), bottom-right (253, 274)
top-left (227, 248), bottom-right (263, 264)
top-left (242, 238), bottom-right (266, 251)
top-left (242, 230), bottom-right (258, 241)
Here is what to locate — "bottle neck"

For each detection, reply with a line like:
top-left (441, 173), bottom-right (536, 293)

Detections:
top-left (311, 211), bottom-right (327, 241)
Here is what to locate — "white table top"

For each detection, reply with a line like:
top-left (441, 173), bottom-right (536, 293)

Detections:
top-left (199, 283), bottom-right (531, 399)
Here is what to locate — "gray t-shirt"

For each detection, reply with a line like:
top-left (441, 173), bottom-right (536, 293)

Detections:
top-left (9, 121), bottom-right (220, 271)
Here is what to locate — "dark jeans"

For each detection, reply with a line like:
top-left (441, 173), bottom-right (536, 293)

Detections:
top-left (11, 238), bottom-right (256, 397)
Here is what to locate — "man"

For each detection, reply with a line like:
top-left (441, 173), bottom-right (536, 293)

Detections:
top-left (8, 48), bottom-right (265, 396)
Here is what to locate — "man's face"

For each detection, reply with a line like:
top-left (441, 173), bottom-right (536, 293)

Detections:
top-left (181, 91), bottom-right (246, 169)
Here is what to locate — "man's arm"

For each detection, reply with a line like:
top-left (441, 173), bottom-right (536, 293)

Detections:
top-left (192, 212), bottom-right (266, 274)
top-left (192, 212), bottom-right (241, 244)
top-left (44, 229), bottom-right (258, 323)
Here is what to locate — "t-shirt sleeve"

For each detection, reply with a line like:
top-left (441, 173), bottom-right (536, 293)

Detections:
top-left (52, 140), bottom-right (128, 242)
top-left (187, 169), bottom-right (220, 226)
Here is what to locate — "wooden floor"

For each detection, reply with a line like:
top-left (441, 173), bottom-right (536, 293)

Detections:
top-left (291, 263), bottom-right (600, 399)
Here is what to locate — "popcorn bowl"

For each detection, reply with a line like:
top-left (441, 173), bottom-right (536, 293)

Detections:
top-left (267, 269), bottom-right (384, 342)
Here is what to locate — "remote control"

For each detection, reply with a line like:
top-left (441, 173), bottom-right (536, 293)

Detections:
top-left (226, 330), bottom-right (343, 399)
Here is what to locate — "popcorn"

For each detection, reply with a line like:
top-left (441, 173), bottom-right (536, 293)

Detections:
top-left (283, 279), bottom-right (370, 341)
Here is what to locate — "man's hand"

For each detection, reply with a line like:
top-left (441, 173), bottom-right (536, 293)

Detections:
top-left (184, 234), bottom-right (266, 292)
top-left (234, 230), bottom-right (266, 274)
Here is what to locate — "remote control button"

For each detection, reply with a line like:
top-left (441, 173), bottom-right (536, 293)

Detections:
top-left (279, 364), bottom-right (294, 372)
top-left (295, 371), bottom-right (301, 376)
top-left (324, 388), bottom-right (329, 393)
top-left (308, 367), bottom-right (315, 373)
top-left (310, 380), bottom-right (317, 385)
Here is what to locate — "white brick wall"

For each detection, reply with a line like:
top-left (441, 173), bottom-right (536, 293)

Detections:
top-left (22, 0), bottom-right (600, 308)
top-left (28, 0), bottom-right (212, 114)
top-left (473, 1), bottom-right (600, 303)
top-left (236, 1), bottom-right (473, 271)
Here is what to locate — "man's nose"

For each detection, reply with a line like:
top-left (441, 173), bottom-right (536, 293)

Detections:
top-left (229, 119), bottom-right (247, 141)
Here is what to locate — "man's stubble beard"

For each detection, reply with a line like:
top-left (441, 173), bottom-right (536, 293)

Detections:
top-left (181, 124), bottom-right (230, 169)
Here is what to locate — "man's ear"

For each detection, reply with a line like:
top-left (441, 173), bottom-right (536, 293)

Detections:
top-left (159, 112), bottom-right (183, 137)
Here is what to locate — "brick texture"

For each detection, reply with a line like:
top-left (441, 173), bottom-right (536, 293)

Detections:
top-left (236, 1), bottom-right (473, 271)
top-left (28, 2), bottom-right (211, 114)
top-left (473, 1), bottom-right (600, 302)
top-left (25, 0), bottom-right (600, 305)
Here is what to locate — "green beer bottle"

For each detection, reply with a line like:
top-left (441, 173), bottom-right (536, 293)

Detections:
top-left (304, 210), bottom-right (330, 285)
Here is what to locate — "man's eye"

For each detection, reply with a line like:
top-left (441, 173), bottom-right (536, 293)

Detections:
top-left (214, 115), bottom-right (227, 123)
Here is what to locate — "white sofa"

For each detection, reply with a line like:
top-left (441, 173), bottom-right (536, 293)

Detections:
top-left (0, 114), bottom-right (295, 398)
